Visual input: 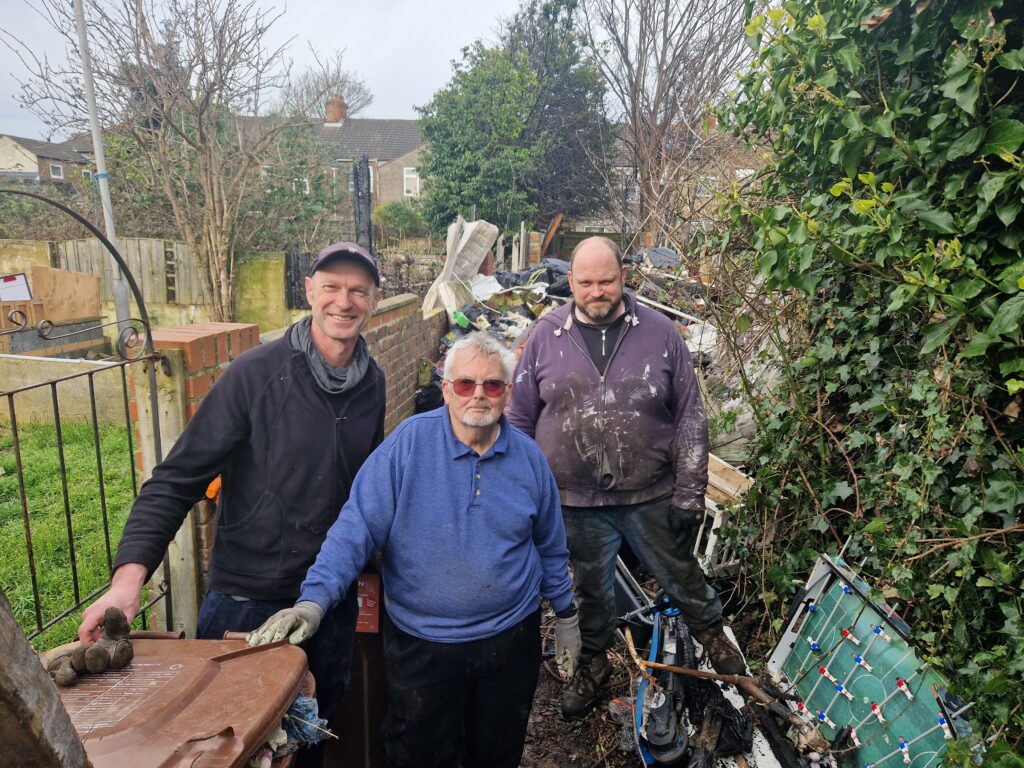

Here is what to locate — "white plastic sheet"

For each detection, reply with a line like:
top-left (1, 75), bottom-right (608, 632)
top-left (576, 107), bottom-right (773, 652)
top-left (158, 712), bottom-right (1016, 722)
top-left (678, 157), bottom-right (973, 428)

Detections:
top-left (421, 216), bottom-right (500, 322)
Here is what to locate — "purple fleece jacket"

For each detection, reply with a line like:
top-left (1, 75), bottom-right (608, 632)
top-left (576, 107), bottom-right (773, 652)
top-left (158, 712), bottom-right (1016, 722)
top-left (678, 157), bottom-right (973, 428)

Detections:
top-left (507, 294), bottom-right (708, 510)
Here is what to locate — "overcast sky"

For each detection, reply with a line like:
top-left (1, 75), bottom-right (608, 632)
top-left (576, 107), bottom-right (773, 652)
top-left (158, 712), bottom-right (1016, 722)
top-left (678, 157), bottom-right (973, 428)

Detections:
top-left (0, 0), bottom-right (525, 140)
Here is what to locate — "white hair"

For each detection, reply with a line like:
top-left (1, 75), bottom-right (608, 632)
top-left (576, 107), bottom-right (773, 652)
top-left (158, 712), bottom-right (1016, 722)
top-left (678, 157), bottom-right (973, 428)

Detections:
top-left (443, 331), bottom-right (516, 382)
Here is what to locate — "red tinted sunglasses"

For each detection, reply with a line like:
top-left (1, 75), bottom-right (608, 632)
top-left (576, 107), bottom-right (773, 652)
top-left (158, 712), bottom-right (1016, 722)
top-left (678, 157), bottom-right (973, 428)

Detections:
top-left (448, 378), bottom-right (508, 397)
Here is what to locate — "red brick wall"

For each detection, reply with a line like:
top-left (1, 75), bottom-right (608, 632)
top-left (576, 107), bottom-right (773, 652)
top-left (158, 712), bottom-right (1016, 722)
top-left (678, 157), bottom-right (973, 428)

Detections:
top-left (363, 295), bottom-right (448, 434)
top-left (151, 322), bottom-right (260, 421)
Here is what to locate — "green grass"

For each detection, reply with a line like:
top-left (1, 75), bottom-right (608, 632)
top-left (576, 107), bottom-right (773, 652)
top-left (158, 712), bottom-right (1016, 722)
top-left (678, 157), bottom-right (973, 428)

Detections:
top-left (0, 420), bottom-right (138, 650)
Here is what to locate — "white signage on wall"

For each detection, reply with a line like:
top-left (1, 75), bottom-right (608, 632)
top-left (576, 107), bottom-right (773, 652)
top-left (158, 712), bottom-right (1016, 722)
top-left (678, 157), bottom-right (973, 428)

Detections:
top-left (0, 273), bottom-right (32, 302)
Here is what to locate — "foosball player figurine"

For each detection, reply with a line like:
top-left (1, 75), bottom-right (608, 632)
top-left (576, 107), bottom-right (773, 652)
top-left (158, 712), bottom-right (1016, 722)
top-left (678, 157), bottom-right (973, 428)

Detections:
top-left (870, 702), bottom-right (886, 725)
top-left (897, 736), bottom-right (911, 764)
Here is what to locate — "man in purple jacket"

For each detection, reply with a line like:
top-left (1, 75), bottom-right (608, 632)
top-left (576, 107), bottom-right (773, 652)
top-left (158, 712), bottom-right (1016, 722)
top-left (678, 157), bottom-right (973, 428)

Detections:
top-left (508, 235), bottom-right (744, 719)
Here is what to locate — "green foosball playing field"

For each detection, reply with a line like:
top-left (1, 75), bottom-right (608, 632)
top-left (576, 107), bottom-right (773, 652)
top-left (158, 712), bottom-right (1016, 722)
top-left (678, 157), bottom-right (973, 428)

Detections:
top-left (766, 555), bottom-right (970, 767)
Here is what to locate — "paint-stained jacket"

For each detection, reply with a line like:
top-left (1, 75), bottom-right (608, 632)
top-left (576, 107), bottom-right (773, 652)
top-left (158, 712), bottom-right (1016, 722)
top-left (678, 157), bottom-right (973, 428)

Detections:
top-left (507, 295), bottom-right (708, 510)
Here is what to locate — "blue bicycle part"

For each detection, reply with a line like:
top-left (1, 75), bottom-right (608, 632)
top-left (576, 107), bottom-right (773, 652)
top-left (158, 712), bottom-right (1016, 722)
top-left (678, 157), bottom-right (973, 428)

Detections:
top-left (633, 605), bottom-right (695, 765)
top-left (633, 611), bottom-right (658, 765)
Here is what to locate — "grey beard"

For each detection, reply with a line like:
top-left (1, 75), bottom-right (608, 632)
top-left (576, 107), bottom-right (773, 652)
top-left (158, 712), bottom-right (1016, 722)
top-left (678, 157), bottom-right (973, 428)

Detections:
top-left (458, 409), bottom-right (501, 428)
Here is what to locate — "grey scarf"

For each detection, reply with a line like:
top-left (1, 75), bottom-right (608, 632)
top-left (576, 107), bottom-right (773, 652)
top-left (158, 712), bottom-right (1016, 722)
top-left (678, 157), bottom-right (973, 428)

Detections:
top-left (288, 316), bottom-right (370, 395)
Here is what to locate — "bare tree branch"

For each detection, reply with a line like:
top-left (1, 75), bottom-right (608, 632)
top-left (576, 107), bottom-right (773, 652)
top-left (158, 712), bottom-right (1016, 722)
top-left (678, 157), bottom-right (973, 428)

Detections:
top-left (4, 0), bottom-right (365, 320)
top-left (579, 0), bottom-right (754, 243)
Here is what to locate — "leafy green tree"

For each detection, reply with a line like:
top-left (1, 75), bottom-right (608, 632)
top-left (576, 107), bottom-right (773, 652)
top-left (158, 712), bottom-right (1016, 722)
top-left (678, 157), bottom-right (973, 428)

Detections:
top-left (502, 0), bottom-right (611, 223)
top-left (373, 200), bottom-right (430, 243)
top-left (417, 0), bottom-right (609, 234)
top-left (715, 0), bottom-right (1023, 752)
top-left (418, 42), bottom-right (543, 233)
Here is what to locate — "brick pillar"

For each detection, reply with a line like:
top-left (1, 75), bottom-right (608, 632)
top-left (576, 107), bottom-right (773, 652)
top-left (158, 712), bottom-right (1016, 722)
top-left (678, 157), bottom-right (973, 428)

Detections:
top-left (152, 322), bottom-right (260, 421)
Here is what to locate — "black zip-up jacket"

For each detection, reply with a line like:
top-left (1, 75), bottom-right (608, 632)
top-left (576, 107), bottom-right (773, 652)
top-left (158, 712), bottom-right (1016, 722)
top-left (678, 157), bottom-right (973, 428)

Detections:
top-left (114, 329), bottom-right (386, 600)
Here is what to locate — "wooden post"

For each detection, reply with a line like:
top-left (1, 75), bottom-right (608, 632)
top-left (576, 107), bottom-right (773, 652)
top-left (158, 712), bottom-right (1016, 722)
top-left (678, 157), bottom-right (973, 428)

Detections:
top-left (0, 588), bottom-right (91, 767)
top-left (131, 349), bottom-right (200, 638)
top-left (518, 221), bottom-right (528, 269)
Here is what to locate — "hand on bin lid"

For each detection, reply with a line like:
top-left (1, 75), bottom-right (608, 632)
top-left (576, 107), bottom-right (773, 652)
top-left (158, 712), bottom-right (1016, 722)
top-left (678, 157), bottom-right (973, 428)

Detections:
top-left (247, 601), bottom-right (323, 647)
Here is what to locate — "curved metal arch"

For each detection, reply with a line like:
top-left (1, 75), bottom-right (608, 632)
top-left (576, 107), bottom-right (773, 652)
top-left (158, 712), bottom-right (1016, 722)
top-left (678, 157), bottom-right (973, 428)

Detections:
top-left (0, 187), bottom-right (163, 463)
top-left (0, 187), bottom-right (155, 356)
top-left (1, 186), bottom-right (170, 629)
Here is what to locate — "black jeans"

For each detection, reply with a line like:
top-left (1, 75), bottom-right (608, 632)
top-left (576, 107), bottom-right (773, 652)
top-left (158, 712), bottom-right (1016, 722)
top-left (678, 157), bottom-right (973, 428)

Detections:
top-left (562, 495), bottom-right (723, 656)
top-left (196, 589), bottom-right (359, 768)
top-left (381, 611), bottom-right (541, 768)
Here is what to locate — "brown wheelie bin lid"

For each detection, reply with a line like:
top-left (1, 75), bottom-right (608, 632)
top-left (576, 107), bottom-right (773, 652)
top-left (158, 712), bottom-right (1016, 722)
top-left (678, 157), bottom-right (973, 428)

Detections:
top-left (49, 638), bottom-right (309, 768)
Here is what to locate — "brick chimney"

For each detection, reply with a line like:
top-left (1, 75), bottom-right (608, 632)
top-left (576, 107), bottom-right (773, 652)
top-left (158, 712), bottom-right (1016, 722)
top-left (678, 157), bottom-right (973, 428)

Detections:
top-left (325, 95), bottom-right (348, 124)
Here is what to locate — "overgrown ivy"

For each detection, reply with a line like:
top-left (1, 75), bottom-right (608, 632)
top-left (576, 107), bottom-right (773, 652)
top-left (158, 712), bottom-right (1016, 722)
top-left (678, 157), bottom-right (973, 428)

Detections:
top-left (713, 0), bottom-right (1023, 757)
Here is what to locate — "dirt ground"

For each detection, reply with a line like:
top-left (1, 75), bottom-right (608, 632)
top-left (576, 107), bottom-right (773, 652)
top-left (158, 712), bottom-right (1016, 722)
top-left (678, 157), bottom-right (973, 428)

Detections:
top-left (521, 640), bottom-right (639, 768)
top-left (524, 647), bottom-right (634, 765)
top-left (521, 597), bottom-right (768, 768)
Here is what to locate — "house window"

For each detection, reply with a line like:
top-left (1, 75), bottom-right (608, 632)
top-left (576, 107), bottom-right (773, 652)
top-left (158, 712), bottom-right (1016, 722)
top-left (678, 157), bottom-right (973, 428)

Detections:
top-left (403, 167), bottom-right (420, 196)
top-left (82, 169), bottom-right (92, 181)
top-left (293, 177), bottom-right (310, 195)
top-left (49, 163), bottom-right (64, 179)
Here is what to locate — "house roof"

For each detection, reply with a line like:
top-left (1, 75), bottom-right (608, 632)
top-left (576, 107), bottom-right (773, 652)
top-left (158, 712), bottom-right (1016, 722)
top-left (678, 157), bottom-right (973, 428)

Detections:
top-left (313, 119), bottom-right (422, 162)
top-left (0, 134), bottom-right (89, 163)
top-left (62, 133), bottom-right (96, 153)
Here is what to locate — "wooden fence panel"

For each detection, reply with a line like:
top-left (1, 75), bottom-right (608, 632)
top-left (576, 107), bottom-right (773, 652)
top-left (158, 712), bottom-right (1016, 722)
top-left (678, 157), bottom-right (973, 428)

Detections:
top-left (174, 241), bottom-right (203, 305)
top-left (55, 237), bottom-right (205, 307)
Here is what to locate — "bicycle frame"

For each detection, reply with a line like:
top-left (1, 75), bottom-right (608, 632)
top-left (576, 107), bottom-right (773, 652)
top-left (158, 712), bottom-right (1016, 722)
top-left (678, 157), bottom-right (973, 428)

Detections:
top-left (614, 556), bottom-right (694, 767)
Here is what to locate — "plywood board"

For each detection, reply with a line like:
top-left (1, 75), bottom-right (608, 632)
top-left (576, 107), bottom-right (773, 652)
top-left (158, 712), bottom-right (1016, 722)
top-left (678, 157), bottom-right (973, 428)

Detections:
top-left (0, 299), bottom-right (43, 327)
top-left (30, 266), bottom-right (101, 323)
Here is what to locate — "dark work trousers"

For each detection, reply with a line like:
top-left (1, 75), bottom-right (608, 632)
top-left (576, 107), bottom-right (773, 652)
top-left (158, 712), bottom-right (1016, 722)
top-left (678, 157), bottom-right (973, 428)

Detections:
top-left (196, 589), bottom-right (359, 768)
top-left (381, 610), bottom-right (541, 768)
top-left (562, 495), bottom-right (722, 656)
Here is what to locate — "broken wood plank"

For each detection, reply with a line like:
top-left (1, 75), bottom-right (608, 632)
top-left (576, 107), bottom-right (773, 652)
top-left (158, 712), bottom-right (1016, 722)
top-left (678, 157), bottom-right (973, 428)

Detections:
top-left (0, 589), bottom-right (91, 767)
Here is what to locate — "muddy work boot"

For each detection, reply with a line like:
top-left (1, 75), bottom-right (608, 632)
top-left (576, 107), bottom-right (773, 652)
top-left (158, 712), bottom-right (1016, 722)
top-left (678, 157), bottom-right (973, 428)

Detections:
top-left (560, 651), bottom-right (612, 719)
top-left (693, 622), bottom-right (746, 676)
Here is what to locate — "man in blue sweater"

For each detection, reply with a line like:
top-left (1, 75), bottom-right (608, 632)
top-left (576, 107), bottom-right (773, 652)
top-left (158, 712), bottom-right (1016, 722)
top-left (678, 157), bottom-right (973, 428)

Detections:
top-left (249, 331), bottom-right (580, 768)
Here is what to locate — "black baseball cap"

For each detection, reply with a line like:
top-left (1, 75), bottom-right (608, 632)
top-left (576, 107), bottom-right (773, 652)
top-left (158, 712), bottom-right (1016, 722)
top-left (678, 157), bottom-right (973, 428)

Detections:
top-left (308, 241), bottom-right (380, 286)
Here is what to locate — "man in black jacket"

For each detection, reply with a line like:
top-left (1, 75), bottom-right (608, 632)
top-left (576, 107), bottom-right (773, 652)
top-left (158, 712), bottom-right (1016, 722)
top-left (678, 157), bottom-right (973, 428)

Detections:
top-left (77, 242), bottom-right (387, 768)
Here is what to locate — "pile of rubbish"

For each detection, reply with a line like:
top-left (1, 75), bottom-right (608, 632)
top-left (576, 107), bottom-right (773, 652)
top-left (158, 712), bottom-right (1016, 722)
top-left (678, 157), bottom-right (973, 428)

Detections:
top-left (416, 247), bottom-right (573, 412)
top-left (442, 257), bottom-right (572, 351)
top-left (421, 218), bottom-right (714, 357)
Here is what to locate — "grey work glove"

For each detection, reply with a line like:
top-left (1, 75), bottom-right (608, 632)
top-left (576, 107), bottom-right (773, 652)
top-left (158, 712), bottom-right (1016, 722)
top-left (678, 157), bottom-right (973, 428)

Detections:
top-left (554, 610), bottom-right (582, 680)
top-left (247, 601), bottom-right (324, 647)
